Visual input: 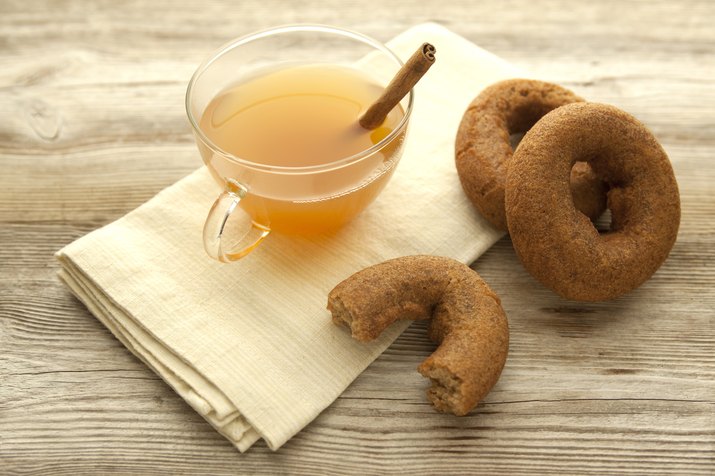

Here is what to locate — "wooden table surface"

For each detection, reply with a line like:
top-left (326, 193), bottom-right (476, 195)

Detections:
top-left (2, 1), bottom-right (713, 474)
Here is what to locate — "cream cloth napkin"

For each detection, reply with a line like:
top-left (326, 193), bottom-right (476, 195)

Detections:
top-left (56, 23), bottom-right (520, 451)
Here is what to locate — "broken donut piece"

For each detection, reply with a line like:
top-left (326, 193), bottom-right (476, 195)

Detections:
top-left (328, 255), bottom-right (509, 416)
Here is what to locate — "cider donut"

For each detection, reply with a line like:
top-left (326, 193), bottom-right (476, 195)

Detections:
top-left (455, 79), bottom-right (607, 230)
top-left (505, 102), bottom-right (680, 301)
top-left (328, 255), bottom-right (509, 416)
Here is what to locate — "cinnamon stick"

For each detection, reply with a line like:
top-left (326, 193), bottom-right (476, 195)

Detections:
top-left (359, 43), bottom-right (436, 130)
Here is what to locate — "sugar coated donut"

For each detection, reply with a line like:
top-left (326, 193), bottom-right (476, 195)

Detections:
top-left (328, 255), bottom-right (509, 416)
top-left (506, 102), bottom-right (680, 301)
top-left (456, 79), bottom-right (607, 230)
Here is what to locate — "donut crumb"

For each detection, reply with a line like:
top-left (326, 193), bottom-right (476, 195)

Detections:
top-left (329, 296), bottom-right (353, 329)
top-left (422, 365), bottom-right (466, 415)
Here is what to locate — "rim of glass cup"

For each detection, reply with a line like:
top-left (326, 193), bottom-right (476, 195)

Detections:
top-left (185, 24), bottom-right (414, 174)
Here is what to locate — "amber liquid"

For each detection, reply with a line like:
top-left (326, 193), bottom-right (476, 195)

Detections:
top-left (199, 64), bottom-right (405, 234)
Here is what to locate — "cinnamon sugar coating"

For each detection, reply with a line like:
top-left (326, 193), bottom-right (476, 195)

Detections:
top-left (328, 255), bottom-right (509, 416)
top-left (455, 79), bottom-right (607, 230)
top-left (505, 102), bottom-right (680, 301)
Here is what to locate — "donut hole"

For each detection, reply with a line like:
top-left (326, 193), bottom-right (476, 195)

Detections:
top-left (568, 160), bottom-right (610, 224)
top-left (593, 208), bottom-right (612, 233)
top-left (509, 132), bottom-right (525, 151)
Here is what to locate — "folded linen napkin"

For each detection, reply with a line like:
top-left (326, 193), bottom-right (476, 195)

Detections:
top-left (56, 22), bottom-right (520, 451)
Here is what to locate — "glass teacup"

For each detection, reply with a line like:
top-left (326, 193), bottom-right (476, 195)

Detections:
top-left (186, 25), bottom-right (412, 262)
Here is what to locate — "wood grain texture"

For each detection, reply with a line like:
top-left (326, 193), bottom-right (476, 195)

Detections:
top-left (1, 0), bottom-right (714, 474)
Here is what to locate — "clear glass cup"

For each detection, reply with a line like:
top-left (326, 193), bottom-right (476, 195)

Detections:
top-left (186, 25), bottom-right (413, 262)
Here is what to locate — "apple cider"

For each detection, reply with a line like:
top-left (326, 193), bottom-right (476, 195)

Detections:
top-left (198, 64), bottom-right (406, 234)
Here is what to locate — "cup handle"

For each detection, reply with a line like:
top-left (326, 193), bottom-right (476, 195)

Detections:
top-left (203, 179), bottom-right (270, 262)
